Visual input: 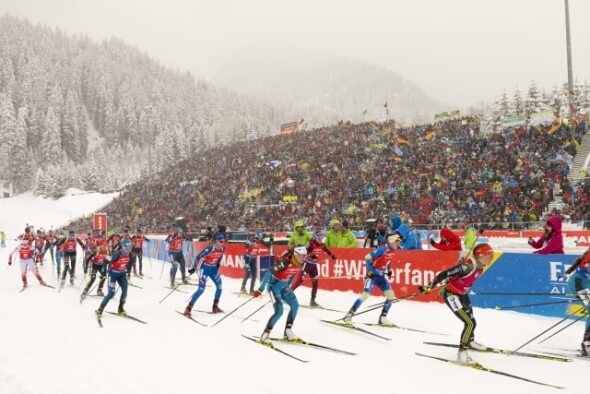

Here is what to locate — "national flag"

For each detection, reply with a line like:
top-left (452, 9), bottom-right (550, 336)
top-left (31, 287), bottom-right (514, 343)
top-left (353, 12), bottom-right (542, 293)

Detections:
top-left (424, 130), bottom-right (436, 140)
top-left (280, 121), bottom-right (298, 134)
top-left (384, 187), bottom-right (396, 194)
top-left (298, 118), bottom-right (305, 125)
top-left (396, 135), bottom-right (410, 145)
top-left (394, 156), bottom-right (402, 162)
top-left (362, 109), bottom-right (368, 115)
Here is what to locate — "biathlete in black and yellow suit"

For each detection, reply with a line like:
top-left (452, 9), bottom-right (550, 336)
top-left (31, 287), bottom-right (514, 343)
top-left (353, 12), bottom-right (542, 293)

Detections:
top-left (419, 243), bottom-right (494, 365)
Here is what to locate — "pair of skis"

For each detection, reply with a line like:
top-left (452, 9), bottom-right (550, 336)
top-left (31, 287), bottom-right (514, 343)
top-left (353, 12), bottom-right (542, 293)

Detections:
top-left (96, 311), bottom-right (147, 327)
top-left (19, 283), bottom-right (55, 293)
top-left (417, 342), bottom-right (569, 390)
top-left (242, 334), bottom-right (355, 362)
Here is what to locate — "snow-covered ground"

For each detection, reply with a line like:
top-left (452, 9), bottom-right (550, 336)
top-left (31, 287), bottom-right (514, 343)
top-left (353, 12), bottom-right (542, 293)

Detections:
top-left (0, 192), bottom-right (587, 394)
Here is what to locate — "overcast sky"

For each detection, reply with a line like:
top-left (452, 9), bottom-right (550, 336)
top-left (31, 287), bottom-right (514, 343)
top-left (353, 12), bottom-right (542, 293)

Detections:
top-left (3, 0), bottom-right (590, 107)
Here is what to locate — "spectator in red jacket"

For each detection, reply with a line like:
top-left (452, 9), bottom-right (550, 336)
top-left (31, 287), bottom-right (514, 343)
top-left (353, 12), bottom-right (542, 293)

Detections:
top-left (528, 216), bottom-right (564, 254)
top-left (430, 228), bottom-right (463, 251)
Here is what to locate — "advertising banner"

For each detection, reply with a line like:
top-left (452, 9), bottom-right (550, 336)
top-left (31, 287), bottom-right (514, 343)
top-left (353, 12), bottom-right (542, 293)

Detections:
top-left (92, 213), bottom-right (107, 234)
top-left (147, 240), bottom-right (583, 318)
top-left (471, 253), bottom-right (578, 317)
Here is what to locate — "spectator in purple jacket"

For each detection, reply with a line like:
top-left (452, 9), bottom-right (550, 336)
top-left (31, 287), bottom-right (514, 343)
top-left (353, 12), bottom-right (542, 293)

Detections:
top-left (528, 216), bottom-right (564, 254)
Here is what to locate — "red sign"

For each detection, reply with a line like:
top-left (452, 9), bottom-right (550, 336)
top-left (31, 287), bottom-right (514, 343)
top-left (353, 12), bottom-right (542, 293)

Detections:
top-left (93, 213), bottom-right (107, 234)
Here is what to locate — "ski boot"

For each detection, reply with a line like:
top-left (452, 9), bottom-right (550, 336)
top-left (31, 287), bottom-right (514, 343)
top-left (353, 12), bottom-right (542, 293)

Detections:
top-left (97, 288), bottom-right (104, 296)
top-left (183, 303), bottom-right (193, 317)
top-left (284, 324), bottom-right (299, 341)
top-left (457, 348), bottom-right (476, 365)
top-left (212, 300), bottom-right (223, 314)
top-left (343, 309), bottom-right (354, 323)
top-left (117, 301), bottom-right (127, 317)
top-left (260, 328), bottom-right (271, 344)
top-left (582, 340), bottom-right (590, 357)
top-left (95, 304), bottom-right (105, 317)
top-left (378, 313), bottom-right (392, 326)
top-left (240, 287), bottom-right (248, 295)
top-left (309, 298), bottom-right (320, 308)
top-left (469, 340), bottom-right (489, 351)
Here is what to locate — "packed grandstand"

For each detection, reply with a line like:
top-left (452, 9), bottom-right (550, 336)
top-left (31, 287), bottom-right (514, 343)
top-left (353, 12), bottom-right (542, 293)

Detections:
top-left (65, 115), bottom-right (590, 234)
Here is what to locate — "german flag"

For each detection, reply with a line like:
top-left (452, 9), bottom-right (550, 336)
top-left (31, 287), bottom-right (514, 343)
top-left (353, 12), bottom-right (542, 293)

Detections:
top-left (424, 130), bottom-right (436, 140)
top-left (396, 135), bottom-right (410, 145)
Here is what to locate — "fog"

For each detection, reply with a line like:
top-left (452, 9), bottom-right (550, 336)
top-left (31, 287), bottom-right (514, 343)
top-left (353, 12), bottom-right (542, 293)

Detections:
top-left (3, 0), bottom-right (590, 108)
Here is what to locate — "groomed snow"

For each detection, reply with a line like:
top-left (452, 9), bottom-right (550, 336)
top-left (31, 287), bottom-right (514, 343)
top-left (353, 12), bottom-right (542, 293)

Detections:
top-left (0, 192), bottom-right (586, 394)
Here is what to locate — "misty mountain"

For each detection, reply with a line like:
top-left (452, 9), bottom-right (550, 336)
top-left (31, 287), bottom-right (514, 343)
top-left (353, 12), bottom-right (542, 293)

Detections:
top-left (208, 48), bottom-right (450, 124)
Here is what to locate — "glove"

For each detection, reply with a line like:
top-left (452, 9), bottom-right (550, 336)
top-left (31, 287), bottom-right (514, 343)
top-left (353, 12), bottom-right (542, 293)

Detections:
top-left (418, 285), bottom-right (432, 294)
top-left (386, 270), bottom-right (392, 279)
top-left (556, 275), bottom-right (568, 282)
top-left (269, 235), bottom-right (274, 243)
top-left (8, 260), bottom-right (12, 266)
top-left (366, 271), bottom-right (374, 279)
top-left (430, 238), bottom-right (436, 246)
top-left (576, 289), bottom-right (590, 306)
top-left (330, 253), bottom-right (337, 260)
top-left (188, 268), bottom-right (196, 275)
top-left (252, 289), bottom-right (262, 298)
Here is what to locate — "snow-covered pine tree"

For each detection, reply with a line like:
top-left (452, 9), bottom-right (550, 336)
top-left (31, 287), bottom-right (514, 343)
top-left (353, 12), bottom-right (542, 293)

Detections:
top-left (11, 108), bottom-right (32, 192)
top-left (41, 107), bottom-right (63, 165)
top-left (62, 90), bottom-right (81, 162)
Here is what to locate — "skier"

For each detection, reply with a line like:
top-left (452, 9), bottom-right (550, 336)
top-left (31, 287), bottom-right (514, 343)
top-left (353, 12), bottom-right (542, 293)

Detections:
top-left (33, 229), bottom-right (46, 265)
top-left (290, 230), bottom-right (336, 307)
top-left (129, 228), bottom-right (150, 277)
top-left (418, 243), bottom-right (495, 365)
top-left (564, 248), bottom-right (590, 357)
top-left (184, 232), bottom-right (226, 315)
top-left (240, 231), bottom-right (271, 295)
top-left (252, 246), bottom-right (308, 342)
top-left (42, 229), bottom-right (57, 265)
top-left (8, 238), bottom-right (47, 288)
top-left (343, 234), bottom-right (401, 325)
top-left (81, 244), bottom-right (109, 300)
top-left (60, 230), bottom-right (85, 287)
top-left (165, 226), bottom-right (191, 287)
top-left (83, 231), bottom-right (97, 274)
top-left (95, 239), bottom-right (133, 317)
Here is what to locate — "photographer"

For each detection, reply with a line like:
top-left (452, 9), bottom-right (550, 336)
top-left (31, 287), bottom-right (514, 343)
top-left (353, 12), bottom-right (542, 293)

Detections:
top-left (363, 218), bottom-right (387, 248)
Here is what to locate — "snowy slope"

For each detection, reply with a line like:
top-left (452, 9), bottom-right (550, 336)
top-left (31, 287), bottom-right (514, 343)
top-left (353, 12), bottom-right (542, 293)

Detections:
top-left (0, 193), bottom-right (587, 394)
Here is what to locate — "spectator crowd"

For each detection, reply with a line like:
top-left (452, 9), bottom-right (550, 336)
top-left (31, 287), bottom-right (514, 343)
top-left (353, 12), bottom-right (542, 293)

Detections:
top-left (66, 115), bottom-right (589, 234)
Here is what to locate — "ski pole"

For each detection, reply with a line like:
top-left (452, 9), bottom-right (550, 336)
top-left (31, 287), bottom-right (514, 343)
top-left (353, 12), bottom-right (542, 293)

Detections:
top-left (336, 290), bottom-right (424, 321)
top-left (469, 291), bottom-right (577, 297)
top-left (160, 256), bottom-right (170, 279)
top-left (538, 312), bottom-right (589, 344)
top-left (158, 284), bottom-right (180, 304)
top-left (211, 297), bottom-right (256, 327)
top-left (511, 306), bottom-right (587, 354)
top-left (240, 299), bottom-right (271, 323)
top-left (494, 299), bottom-right (579, 310)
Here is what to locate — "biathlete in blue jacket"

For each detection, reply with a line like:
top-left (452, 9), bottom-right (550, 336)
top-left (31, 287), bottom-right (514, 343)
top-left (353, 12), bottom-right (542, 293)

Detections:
top-left (343, 234), bottom-right (401, 325)
top-left (183, 232), bottom-right (226, 315)
top-left (95, 239), bottom-right (133, 317)
top-left (252, 246), bottom-right (308, 343)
